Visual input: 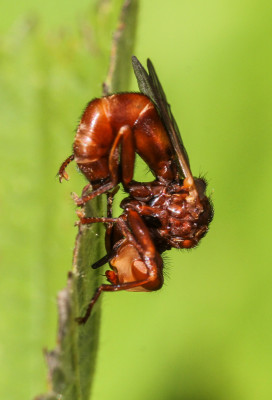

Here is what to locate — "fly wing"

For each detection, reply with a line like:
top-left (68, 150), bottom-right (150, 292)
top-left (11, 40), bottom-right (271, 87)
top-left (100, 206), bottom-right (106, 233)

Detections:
top-left (131, 56), bottom-right (156, 105)
top-left (132, 56), bottom-right (193, 180)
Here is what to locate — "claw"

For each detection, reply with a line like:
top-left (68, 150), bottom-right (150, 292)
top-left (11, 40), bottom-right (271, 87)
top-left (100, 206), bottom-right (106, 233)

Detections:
top-left (71, 192), bottom-right (84, 206)
top-left (59, 171), bottom-right (70, 183)
top-left (75, 209), bottom-right (86, 226)
top-left (76, 209), bottom-right (85, 219)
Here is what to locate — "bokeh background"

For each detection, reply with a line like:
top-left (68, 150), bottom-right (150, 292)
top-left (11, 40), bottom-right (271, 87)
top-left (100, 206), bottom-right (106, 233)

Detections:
top-left (1, 0), bottom-right (272, 399)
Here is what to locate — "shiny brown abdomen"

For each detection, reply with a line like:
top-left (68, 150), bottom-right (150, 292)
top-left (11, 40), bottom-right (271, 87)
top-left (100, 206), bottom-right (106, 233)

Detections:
top-left (73, 93), bottom-right (175, 184)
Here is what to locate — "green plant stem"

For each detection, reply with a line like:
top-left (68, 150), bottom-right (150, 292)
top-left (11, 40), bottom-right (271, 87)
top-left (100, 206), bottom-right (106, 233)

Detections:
top-left (35, 1), bottom-right (139, 399)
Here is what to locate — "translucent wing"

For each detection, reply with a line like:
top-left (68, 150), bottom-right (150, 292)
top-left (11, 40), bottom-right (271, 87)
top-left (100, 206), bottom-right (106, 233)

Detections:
top-left (132, 56), bottom-right (193, 180)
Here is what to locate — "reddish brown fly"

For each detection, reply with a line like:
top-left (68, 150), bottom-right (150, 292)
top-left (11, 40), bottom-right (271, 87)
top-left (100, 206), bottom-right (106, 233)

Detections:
top-left (58, 56), bottom-right (213, 323)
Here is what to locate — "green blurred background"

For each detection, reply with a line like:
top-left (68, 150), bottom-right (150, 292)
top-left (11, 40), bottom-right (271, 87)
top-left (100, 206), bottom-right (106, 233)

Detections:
top-left (1, 0), bottom-right (272, 399)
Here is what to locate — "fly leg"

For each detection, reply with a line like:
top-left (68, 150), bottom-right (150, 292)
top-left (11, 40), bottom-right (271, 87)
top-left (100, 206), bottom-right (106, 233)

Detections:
top-left (106, 186), bottom-right (120, 218)
top-left (75, 276), bottom-right (154, 324)
top-left (73, 125), bottom-right (135, 205)
top-left (58, 154), bottom-right (75, 182)
top-left (104, 186), bottom-right (120, 254)
top-left (86, 186), bottom-right (120, 270)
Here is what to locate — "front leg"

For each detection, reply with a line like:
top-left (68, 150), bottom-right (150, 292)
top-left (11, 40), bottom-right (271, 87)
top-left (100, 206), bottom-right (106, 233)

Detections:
top-left (58, 154), bottom-right (75, 182)
top-left (72, 181), bottom-right (116, 206)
